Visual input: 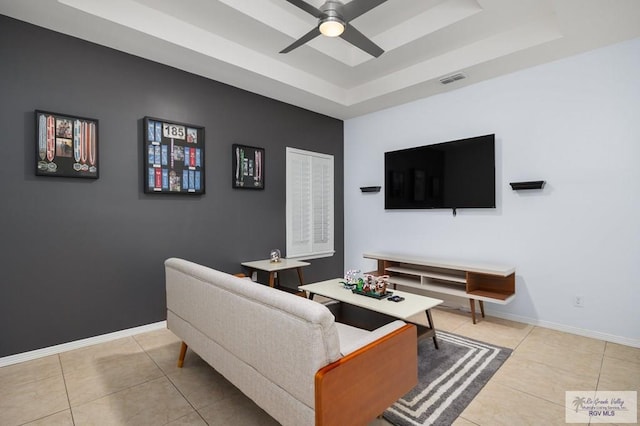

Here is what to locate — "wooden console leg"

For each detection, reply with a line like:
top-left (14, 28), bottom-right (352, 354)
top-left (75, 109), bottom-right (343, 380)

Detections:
top-left (469, 299), bottom-right (477, 324)
top-left (177, 341), bottom-right (188, 368)
top-left (479, 300), bottom-right (485, 318)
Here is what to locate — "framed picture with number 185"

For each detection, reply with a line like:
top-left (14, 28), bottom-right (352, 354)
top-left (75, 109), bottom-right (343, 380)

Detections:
top-left (143, 116), bottom-right (205, 195)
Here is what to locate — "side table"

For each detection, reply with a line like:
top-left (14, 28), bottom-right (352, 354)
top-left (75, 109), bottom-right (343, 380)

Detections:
top-left (241, 258), bottom-right (310, 288)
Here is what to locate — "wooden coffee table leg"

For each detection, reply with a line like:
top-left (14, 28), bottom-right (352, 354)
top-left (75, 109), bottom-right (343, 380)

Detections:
top-left (268, 272), bottom-right (276, 288)
top-left (479, 300), bottom-right (485, 318)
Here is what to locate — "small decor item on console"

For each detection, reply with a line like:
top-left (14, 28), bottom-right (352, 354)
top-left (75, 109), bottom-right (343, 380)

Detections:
top-left (269, 249), bottom-right (281, 263)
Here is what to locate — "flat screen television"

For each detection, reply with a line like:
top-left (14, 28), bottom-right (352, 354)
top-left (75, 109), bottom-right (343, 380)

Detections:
top-left (385, 134), bottom-right (495, 210)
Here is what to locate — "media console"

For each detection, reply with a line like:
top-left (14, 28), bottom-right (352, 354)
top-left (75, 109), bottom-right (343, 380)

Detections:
top-left (363, 252), bottom-right (515, 324)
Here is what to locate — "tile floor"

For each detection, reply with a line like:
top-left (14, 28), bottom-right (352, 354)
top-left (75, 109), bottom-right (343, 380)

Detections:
top-left (1, 307), bottom-right (638, 425)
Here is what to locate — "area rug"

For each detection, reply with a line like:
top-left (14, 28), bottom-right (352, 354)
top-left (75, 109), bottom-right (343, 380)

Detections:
top-left (384, 331), bottom-right (512, 426)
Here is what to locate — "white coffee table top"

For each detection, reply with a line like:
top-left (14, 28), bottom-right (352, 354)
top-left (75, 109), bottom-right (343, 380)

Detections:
top-left (241, 258), bottom-right (310, 272)
top-left (299, 278), bottom-right (443, 320)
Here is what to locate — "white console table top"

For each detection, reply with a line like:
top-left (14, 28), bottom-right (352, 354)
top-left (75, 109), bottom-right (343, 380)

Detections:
top-left (363, 252), bottom-right (515, 276)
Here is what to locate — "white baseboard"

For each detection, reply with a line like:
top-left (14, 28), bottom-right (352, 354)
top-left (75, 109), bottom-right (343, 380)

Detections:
top-left (402, 285), bottom-right (640, 348)
top-left (0, 321), bottom-right (167, 368)
top-left (486, 311), bottom-right (640, 348)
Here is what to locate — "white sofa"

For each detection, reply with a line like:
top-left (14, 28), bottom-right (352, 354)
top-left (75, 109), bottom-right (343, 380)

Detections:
top-left (165, 258), bottom-right (417, 426)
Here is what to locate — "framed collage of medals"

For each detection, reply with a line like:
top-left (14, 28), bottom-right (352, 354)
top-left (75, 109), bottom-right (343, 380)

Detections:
top-left (143, 117), bottom-right (205, 195)
top-left (35, 110), bottom-right (99, 178)
top-left (232, 144), bottom-right (264, 189)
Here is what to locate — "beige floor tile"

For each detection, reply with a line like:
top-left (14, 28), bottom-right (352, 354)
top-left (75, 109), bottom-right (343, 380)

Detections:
top-left (451, 416), bottom-right (479, 426)
top-left (133, 329), bottom-right (184, 373)
top-left (0, 374), bottom-right (69, 426)
top-left (165, 411), bottom-right (208, 426)
top-left (428, 307), bottom-right (470, 332)
top-left (60, 336), bottom-right (146, 366)
top-left (167, 353), bottom-right (242, 410)
top-left (492, 355), bottom-right (599, 405)
top-left (72, 376), bottom-right (193, 426)
top-left (23, 409), bottom-right (74, 426)
top-left (515, 334), bottom-right (604, 377)
top-left (452, 315), bottom-right (533, 349)
top-left (524, 327), bottom-right (606, 356)
top-left (598, 356), bottom-right (640, 392)
top-left (604, 342), bottom-right (640, 365)
top-left (197, 391), bottom-right (280, 426)
top-left (0, 355), bottom-right (62, 388)
top-left (367, 417), bottom-right (394, 425)
top-left (60, 337), bottom-right (163, 406)
top-left (460, 381), bottom-right (581, 426)
top-left (133, 328), bottom-right (182, 352)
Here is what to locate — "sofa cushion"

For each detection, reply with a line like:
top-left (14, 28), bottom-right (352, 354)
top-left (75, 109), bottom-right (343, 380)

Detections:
top-left (336, 320), bottom-right (407, 356)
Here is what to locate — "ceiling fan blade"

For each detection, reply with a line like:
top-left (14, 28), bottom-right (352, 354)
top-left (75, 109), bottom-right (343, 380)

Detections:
top-left (284, 0), bottom-right (322, 18)
top-left (340, 24), bottom-right (384, 57)
top-left (342, 0), bottom-right (387, 22)
top-left (280, 27), bottom-right (321, 54)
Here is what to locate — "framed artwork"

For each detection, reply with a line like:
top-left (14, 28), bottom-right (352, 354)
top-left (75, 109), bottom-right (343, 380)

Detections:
top-left (143, 117), bottom-right (205, 194)
top-left (35, 110), bottom-right (99, 178)
top-left (232, 144), bottom-right (264, 189)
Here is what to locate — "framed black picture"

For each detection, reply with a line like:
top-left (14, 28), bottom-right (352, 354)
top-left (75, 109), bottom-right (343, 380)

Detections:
top-left (143, 117), bottom-right (205, 194)
top-left (35, 110), bottom-right (99, 178)
top-left (232, 144), bottom-right (264, 189)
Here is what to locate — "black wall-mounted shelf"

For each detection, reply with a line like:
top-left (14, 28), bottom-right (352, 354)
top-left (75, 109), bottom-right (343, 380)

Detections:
top-left (509, 181), bottom-right (545, 190)
top-left (360, 186), bottom-right (381, 193)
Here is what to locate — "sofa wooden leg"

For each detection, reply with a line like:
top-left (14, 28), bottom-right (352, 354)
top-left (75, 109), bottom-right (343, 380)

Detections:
top-left (177, 341), bottom-right (188, 368)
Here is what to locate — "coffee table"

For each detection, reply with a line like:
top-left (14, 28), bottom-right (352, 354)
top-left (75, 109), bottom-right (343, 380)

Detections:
top-left (299, 278), bottom-right (443, 348)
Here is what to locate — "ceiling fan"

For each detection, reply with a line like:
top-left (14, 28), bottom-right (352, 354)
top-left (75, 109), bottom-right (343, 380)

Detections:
top-left (280, 0), bottom-right (387, 57)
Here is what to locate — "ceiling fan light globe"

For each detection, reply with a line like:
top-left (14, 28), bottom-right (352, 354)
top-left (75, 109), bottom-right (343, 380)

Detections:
top-left (319, 18), bottom-right (345, 37)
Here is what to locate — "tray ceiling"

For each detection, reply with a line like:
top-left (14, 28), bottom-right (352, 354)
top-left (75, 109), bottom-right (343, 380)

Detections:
top-left (1, 0), bottom-right (639, 119)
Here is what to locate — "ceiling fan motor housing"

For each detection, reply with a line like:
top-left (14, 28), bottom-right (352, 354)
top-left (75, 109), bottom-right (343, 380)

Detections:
top-left (319, 1), bottom-right (346, 34)
top-left (321, 1), bottom-right (345, 19)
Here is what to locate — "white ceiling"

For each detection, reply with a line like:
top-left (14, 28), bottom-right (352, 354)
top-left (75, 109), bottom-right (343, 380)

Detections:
top-left (2, 0), bottom-right (640, 119)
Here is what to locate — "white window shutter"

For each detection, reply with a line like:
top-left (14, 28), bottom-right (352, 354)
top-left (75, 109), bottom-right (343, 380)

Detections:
top-left (286, 148), bottom-right (334, 260)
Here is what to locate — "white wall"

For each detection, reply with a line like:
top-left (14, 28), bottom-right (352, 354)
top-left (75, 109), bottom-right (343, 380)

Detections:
top-left (344, 37), bottom-right (640, 346)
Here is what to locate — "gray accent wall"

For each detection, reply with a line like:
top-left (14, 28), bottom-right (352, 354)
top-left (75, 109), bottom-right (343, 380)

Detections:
top-left (0, 15), bottom-right (344, 357)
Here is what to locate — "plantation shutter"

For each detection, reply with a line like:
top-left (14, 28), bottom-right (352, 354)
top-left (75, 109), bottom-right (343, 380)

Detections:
top-left (286, 148), bottom-right (334, 260)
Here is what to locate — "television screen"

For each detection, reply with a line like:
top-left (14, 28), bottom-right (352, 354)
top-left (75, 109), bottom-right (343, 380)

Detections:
top-left (385, 134), bottom-right (495, 210)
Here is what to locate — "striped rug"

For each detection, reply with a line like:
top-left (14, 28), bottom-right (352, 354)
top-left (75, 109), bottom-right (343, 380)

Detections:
top-left (384, 331), bottom-right (512, 426)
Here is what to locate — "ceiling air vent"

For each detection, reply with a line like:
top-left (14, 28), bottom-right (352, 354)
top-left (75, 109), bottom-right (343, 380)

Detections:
top-left (439, 73), bottom-right (467, 85)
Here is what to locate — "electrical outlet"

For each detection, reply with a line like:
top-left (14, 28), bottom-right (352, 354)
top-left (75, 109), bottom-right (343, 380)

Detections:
top-left (574, 296), bottom-right (584, 308)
